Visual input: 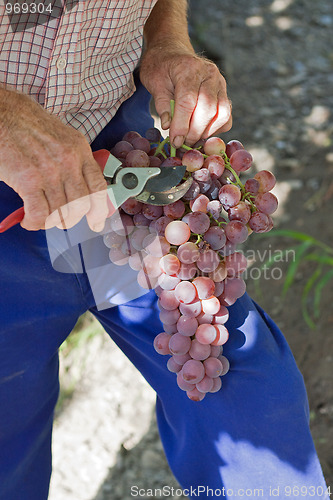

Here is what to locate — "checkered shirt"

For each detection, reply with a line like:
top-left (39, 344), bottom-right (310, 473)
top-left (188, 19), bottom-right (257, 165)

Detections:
top-left (0, 0), bottom-right (157, 142)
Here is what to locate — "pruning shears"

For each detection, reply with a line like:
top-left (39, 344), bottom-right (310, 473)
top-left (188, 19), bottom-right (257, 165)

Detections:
top-left (0, 149), bottom-right (192, 233)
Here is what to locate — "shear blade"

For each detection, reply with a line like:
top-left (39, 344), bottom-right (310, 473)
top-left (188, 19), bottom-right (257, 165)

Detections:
top-left (144, 164), bottom-right (186, 192)
top-left (135, 176), bottom-right (193, 206)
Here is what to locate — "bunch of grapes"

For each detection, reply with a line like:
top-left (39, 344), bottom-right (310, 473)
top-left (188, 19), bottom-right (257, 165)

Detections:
top-left (102, 128), bottom-right (278, 401)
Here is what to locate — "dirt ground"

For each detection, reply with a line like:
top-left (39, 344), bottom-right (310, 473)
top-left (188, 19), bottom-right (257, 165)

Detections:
top-left (49, 0), bottom-right (333, 499)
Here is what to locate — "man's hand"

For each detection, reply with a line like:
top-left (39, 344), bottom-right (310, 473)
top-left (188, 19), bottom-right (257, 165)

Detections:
top-left (140, 0), bottom-right (232, 149)
top-left (140, 49), bottom-right (232, 149)
top-left (0, 87), bottom-right (108, 231)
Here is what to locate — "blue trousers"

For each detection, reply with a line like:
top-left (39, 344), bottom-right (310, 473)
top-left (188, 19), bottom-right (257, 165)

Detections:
top-left (0, 80), bottom-right (328, 500)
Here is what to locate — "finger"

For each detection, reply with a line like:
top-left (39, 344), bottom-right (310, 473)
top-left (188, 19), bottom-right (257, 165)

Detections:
top-left (169, 77), bottom-right (201, 148)
top-left (153, 87), bottom-right (175, 130)
top-left (202, 94), bottom-right (233, 139)
top-left (43, 182), bottom-right (68, 229)
top-left (60, 176), bottom-right (91, 229)
top-left (83, 160), bottom-right (108, 232)
top-left (20, 189), bottom-right (50, 231)
top-left (185, 82), bottom-right (219, 145)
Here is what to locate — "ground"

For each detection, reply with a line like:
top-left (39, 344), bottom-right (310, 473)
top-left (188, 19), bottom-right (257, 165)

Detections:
top-left (48, 0), bottom-right (333, 499)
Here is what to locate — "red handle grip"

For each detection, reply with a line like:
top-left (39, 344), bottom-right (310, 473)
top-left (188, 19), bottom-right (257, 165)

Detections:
top-left (0, 150), bottom-right (110, 233)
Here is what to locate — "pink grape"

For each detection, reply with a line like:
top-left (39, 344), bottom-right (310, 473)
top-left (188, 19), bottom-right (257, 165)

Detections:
top-left (103, 231), bottom-right (124, 248)
top-left (212, 325), bottom-right (229, 346)
top-left (143, 234), bottom-right (170, 256)
top-left (130, 227), bottom-right (150, 250)
top-left (225, 139), bottom-right (244, 157)
top-left (142, 204), bottom-right (163, 221)
top-left (160, 157), bottom-right (183, 167)
top-left (145, 127), bottom-right (162, 143)
top-left (196, 249), bottom-right (220, 273)
top-left (150, 216), bottom-right (173, 236)
top-left (182, 359), bottom-right (205, 383)
top-left (176, 262), bottom-right (198, 280)
top-left (189, 194), bottom-right (210, 213)
top-left (187, 387), bottom-right (206, 401)
top-left (110, 212), bottom-right (134, 236)
top-left (165, 221), bottom-right (191, 245)
top-left (159, 307), bottom-right (180, 325)
top-left (163, 323), bottom-right (178, 334)
top-left (169, 333), bottom-right (191, 355)
top-left (125, 149), bottom-right (150, 168)
top-left (218, 184), bottom-right (242, 209)
top-left (128, 253), bottom-right (143, 271)
top-left (197, 311), bottom-right (214, 325)
top-left (159, 254), bottom-right (181, 275)
top-left (177, 315), bottom-right (199, 336)
top-left (228, 201), bottom-right (251, 224)
top-left (219, 169), bottom-right (236, 185)
top-left (219, 355), bottom-right (230, 375)
top-left (192, 277), bottom-right (215, 300)
top-left (122, 130), bottom-right (142, 144)
top-left (204, 226), bottom-right (227, 250)
top-left (213, 306), bottom-right (229, 325)
top-left (137, 269), bottom-right (158, 289)
top-left (177, 242), bottom-right (200, 264)
top-left (108, 248), bottom-right (129, 266)
top-left (248, 211), bottom-right (270, 232)
top-left (210, 377), bottom-right (222, 393)
top-left (204, 155), bottom-right (225, 177)
top-left (214, 281), bottom-right (225, 297)
top-left (133, 213), bottom-right (150, 227)
top-left (158, 273), bottom-right (181, 291)
top-left (173, 353), bottom-right (191, 366)
top-left (204, 357), bottom-right (223, 378)
top-left (189, 339), bottom-right (211, 361)
top-left (159, 290), bottom-right (180, 311)
top-left (255, 192), bottom-right (278, 215)
top-left (121, 199), bottom-right (143, 215)
top-left (229, 149), bottom-right (253, 172)
top-left (177, 371), bottom-right (195, 391)
top-left (207, 200), bottom-right (222, 220)
top-left (182, 149), bottom-right (205, 172)
top-left (149, 155), bottom-right (162, 167)
top-left (131, 136), bottom-right (151, 153)
top-left (203, 137), bottom-right (226, 155)
top-left (224, 277), bottom-right (246, 300)
top-left (153, 332), bottom-right (172, 355)
top-left (187, 212), bottom-right (210, 234)
top-left (175, 281), bottom-right (197, 304)
top-left (201, 296), bottom-right (221, 315)
top-left (208, 262), bottom-right (227, 283)
top-left (167, 357), bottom-right (182, 373)
top-left (196, 375), bottom-right (214, 393)
top-left (224, 252), bottom-right (248, 277)
top-left (210, 345), bottom-right (223, 358)
top-left (179, 299), bottom-right (202, 318)
top-left (193, 168), bottom-right (212, 193)
top-left (163, 200), bottom-right (186, 219)
top-left (111, 140), bottom-right (133, 159)
top-left (225, 221), bottom-right (249, 244)
top-left (254, 170), bottom-right (276, 192)
top-left (244, 178), bottom-right (260, 195)
top-left (195, 324), bottom-right (217, 344)
top-left (182, 180), bottom-right (200, 201)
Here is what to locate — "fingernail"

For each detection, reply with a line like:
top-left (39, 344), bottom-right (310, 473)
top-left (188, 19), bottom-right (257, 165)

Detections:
top-left (173, 136), bottom-right (184, 149)
top-left (91, 220), bottom-right (105, 233)
top-left (161, 112), bottom-right (170, 129)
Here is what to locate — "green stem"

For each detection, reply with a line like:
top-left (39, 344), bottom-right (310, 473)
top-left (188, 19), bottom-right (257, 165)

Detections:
top-left (181, 143), bottom-right (208, 158)
top-left (222, 153), bottom-right (245, 194)
top-left (170, 100), bottom-right (176, 157)
top-left (154, 136), bottom-right (169, 157)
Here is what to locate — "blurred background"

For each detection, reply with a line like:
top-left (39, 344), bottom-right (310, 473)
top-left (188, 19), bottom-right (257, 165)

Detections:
top-left (49, 0), bottom-right (333, 498)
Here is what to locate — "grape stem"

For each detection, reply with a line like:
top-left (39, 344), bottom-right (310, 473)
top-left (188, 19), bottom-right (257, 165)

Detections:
top-left (154, 136), bottom-right (169, 157)
top-left (170, 100), bottom-right (176, 158)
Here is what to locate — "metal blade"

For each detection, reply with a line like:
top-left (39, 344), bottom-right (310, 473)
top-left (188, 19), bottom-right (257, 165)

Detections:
top-left (135, 177), bottom-right (193, 206)
top-left (144, 164), bottom-right (186, 192)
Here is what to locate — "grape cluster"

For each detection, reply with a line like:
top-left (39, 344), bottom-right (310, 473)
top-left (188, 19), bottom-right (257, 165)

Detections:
top-left (103, 128), bottom-right (278, 401)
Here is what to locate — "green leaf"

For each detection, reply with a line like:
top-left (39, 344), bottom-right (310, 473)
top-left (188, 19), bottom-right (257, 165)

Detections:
top-left (282, 240), bottom-right (313, 296)
top-left (314, 268), bottom-right (333, 319)
top-left (259, 229), bottom-right (333, 254)
top-left (305, 253), bottom-right (333, 267)
top-left (301, 266), bottom-right (323, 329)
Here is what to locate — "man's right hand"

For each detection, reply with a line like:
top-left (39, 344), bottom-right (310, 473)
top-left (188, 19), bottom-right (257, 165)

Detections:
top-left (0, 87), bottom-right (108, 232)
